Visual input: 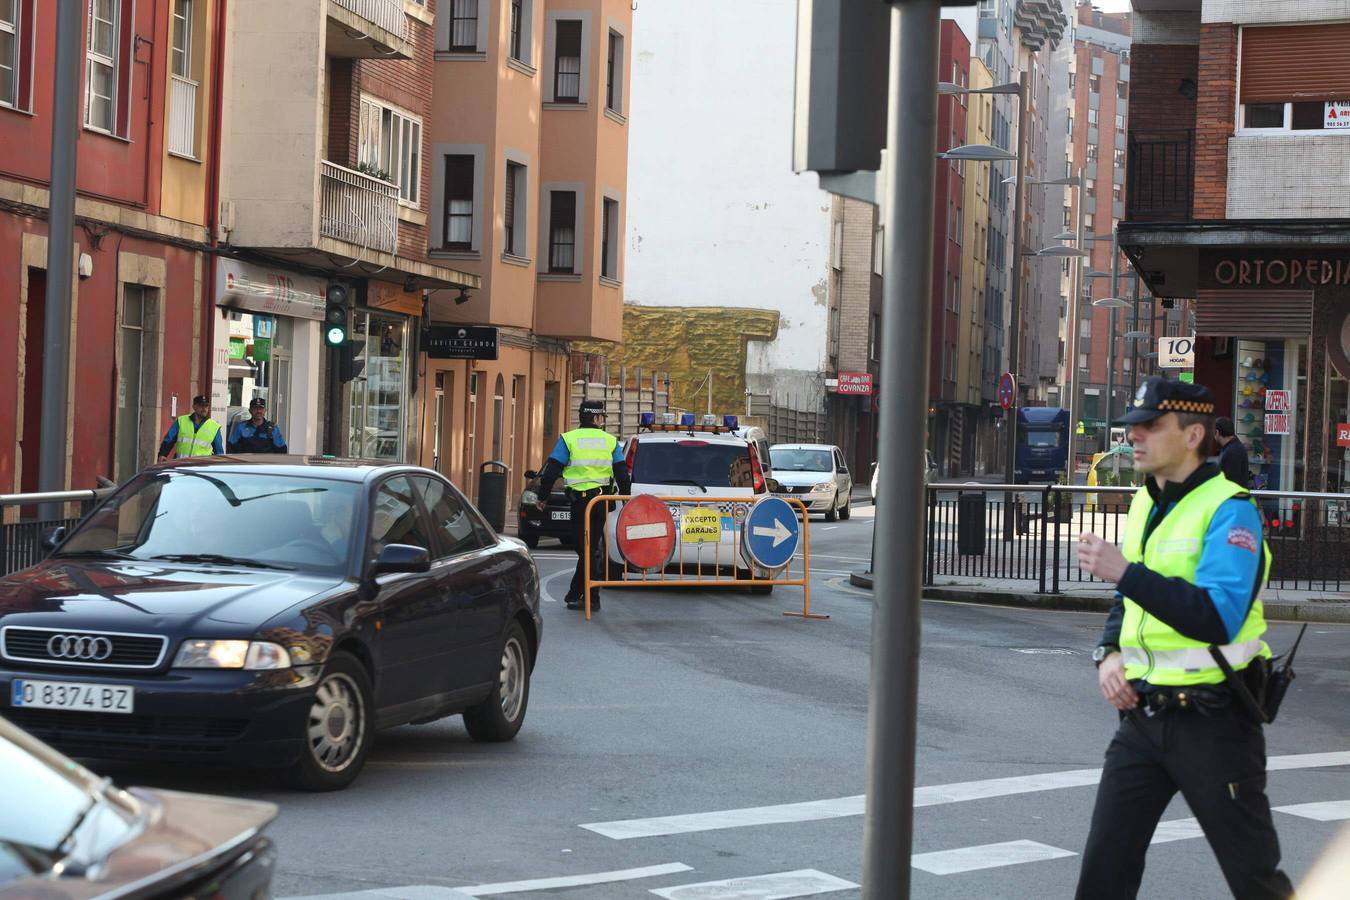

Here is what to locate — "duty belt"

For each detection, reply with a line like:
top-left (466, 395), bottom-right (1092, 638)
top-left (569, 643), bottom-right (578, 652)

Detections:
top-left (1138, 684), bottom-right (1232, 717)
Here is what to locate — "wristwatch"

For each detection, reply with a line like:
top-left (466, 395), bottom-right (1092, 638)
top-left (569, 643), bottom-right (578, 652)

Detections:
top-left (1091, 644), bottom-right (1119, 668)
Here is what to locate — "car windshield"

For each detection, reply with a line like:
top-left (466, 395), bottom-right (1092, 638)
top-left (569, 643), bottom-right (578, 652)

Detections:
top-left (770, 448), bottom-right (833, 472)
top-left (56, 470), bottom-right (361, 574)
top-left (634, 442), bottom-right (754, 489)
top-left (1021, 430), bottom-right (1062, 448)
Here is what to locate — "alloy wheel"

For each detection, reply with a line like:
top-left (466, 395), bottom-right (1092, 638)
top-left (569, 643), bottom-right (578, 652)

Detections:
top-left (498, 636), bottom-right (526, 723)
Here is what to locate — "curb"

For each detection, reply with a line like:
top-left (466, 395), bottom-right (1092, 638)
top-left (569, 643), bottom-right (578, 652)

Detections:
top-left (846, 572), bottom-right (1350, 624)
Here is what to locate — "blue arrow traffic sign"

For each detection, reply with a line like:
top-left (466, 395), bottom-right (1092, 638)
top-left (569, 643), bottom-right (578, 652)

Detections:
top-left (742, 496), bottom-right (801, 570)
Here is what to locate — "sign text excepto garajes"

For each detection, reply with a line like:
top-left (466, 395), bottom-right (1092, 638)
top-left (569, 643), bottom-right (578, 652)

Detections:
top-left (680, 508), bottom-right (722, 543)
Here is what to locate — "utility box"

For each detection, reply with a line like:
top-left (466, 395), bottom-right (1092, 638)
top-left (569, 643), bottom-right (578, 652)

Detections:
top-left (957, 490), bottom-right (986, 556)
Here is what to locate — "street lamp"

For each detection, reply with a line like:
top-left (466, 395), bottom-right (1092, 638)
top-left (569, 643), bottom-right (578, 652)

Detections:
top-left (1093, 297), bottom-right (1131, 309)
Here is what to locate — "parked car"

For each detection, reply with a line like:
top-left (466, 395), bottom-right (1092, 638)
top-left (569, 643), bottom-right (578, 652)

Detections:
top-left (0, 716), bottom-right (278, 898)
top-left (517, 466), bottom-right (574, 549)
top-left (769, 443), bottom-right (853, 521)
top-left (604, 422), bottom-right (777, 591)
top-left (0, 457), bottom-right (542, 791)
top-left (870, 450), bottom-right (938, 503)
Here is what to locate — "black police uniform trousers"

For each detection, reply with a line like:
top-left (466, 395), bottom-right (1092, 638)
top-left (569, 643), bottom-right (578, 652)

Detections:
top-left (566, 486), bottom-right (607, 603)
top-left (1076, 698), bottom-right (1293, 900)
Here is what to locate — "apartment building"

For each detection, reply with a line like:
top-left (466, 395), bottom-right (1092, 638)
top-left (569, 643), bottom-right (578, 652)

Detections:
top-left (423, 0), bottom-right (631, 501)
top-left (957, 55), bottom-right (995, 475)
top-left (0, 0), bottom-right (233, 506)
top-left (1122, 0), bottom-right (1350, 494)
top-left (823, 197), bottom-right (882, 477)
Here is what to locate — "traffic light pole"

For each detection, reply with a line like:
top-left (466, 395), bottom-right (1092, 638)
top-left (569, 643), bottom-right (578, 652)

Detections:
top-left (863, 2), bottom-right (939, 897)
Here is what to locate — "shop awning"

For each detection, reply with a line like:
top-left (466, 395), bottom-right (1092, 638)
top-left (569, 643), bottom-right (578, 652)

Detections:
top-left (1118, 219), bottom-right (1350, 300)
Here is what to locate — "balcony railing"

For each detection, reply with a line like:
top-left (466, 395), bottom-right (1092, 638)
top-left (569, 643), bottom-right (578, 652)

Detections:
top-left (168, 74), bottom-right (197, 158)
top-left (320, 161), bottom-right (398, 255)
top-left (1126, 129), bottom-right (1194, 221)
top-left (331, 0), bottom-right (406, 41)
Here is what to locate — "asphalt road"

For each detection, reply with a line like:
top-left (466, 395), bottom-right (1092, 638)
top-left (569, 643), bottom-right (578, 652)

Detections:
top-left (88, 506), bottom-right (1350, 899)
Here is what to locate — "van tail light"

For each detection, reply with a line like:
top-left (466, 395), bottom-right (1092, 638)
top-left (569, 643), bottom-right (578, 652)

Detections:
top-left (625, 439), bottom-right (638, 477)
top-left (749, 446), bottom-right (765, 493)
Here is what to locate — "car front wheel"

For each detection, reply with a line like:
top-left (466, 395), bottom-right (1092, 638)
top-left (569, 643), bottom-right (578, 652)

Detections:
top-left (824, 490), bottom-right (839, 522)
top-left (464, 621), bottom-right (532, 742)
top-left (285, 651), bottom-right (374, 792)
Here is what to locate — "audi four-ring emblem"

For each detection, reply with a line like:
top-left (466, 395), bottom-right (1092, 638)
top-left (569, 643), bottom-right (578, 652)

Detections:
top-left (46, 634), bottom-right (114, 661)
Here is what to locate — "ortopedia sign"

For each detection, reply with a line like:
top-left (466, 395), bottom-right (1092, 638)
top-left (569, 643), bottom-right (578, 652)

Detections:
top-left (836, 372), bottom-right (874, 396)
top-left (1158, 336), bottom-right (1195, 368)
top-left (615, 495), bottom-right (676, 570)
top-left (742, 496), bottom-right (801, 571)
top-left (680, 508), bottom-right (722, 544)
top-left (1338, 423), bottom-right (1350, 448)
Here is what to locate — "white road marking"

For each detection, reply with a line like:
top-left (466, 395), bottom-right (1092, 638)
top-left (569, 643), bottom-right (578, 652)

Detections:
top-left (649, 869), bottom-right (857, 899)
top-left (581, 751), bottom-right (1350, 840)
top-left (627, 522), bottom-right (670, 540)
top-left (464, 862), bottom-right (695, 895)
top-left (1274, 800), bottom-right (1350, 821)
top-left (911, 839), bottom-right (1075, 875)
top-left (1150, 818), bottom-right (1204, 844)
top-left (539, 569), bottom-right (571, 604)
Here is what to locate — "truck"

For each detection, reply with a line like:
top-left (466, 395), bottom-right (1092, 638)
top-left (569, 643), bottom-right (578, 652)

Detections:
top-left (1015, 407), bottom-right (1070, 484)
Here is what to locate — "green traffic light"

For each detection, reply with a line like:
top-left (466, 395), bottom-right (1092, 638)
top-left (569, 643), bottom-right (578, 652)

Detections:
top-left (326, 326), bottom-right (347, 347)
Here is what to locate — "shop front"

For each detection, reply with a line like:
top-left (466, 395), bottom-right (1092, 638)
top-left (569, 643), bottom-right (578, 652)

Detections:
top-left (215, 259), bottom-right (325, 453)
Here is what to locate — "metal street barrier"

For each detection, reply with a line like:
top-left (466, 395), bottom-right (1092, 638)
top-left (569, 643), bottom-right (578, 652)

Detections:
top-left (1, 488), bottom-right (114, 577)
top-left (582, 494), bottom-right (825, 622)
top-left (921, 482), bottom-right (1350, 594)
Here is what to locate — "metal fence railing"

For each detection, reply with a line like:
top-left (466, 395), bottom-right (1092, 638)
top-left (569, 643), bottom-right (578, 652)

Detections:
top-left (923, 483), bottom-right (1350, 595)
top-left (320, 160), bottom-right (399, 254)
top-left (1, 489), bottom-right (114, 577)
top-left (168, 74), bottom-right (197, 157)
top-left (331, 0), bottom-right (407, 40)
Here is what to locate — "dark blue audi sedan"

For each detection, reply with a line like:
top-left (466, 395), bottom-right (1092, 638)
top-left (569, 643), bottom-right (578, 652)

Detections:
top-left (0, 457), bottom-right (542, 791)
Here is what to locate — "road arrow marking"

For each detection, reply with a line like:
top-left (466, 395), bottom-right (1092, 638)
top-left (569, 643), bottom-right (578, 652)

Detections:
top-left (752, 518), bottom-right (792, 547)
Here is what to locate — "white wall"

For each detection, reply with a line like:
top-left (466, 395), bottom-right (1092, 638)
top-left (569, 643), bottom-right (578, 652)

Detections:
top-left (625, 0), bottom-right (830, 390)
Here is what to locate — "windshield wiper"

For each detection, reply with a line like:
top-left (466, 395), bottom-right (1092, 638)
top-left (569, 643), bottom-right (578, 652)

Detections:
top-left (52, 549), bottom-right (138, 560)
top-left (657, 479), bottom-right (708, 493)
top-left (150, 553), bottom-right (293, 570)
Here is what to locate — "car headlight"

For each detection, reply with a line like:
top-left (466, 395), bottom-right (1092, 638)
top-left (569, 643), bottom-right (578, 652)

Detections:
top-left (173, 640), bottom-right (292, 670)
top-left (811, 481), bottom-right (835, 493)
top-left (521, 490), bottom-right (539, 506)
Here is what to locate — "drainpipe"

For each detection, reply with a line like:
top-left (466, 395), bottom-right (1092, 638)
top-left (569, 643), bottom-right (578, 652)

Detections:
top-left (203, 0), bottom-right (228, 399)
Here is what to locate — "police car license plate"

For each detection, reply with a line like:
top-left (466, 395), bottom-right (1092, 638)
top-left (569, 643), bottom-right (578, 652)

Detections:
top-left (551, 510), bottom-right (570, 521)
top-left (11, 679), bottom-right (134, 714)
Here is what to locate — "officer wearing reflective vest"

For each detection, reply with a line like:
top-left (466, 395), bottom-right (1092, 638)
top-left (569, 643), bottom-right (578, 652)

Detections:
top-left (1074, 376), bottom-right (1292, 900)
top-left (536, 399), bottom-right (631, 611)
top-left (157, 394), bottom-right (223, 461)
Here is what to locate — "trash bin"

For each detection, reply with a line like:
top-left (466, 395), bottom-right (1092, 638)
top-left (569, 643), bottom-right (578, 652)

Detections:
top-left (477, 460), bottom-right (510, 532)
top-left (957, 489), bottom-right (986, 556)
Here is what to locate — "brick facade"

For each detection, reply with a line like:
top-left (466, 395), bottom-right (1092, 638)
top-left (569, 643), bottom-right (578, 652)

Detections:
top-left (1194, 23), bottom-right (1237, 219)
top-left (1127, 44), bottom-right (1198, 134)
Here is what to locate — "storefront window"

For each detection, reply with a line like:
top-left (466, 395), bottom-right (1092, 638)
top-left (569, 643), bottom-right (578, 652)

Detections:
top-left (1232, 338), bottom-right (1307, 495)
top-left (1329, 372), bottom-right (1349, 496)
top-left (350, 311), bottom-right (407, 461)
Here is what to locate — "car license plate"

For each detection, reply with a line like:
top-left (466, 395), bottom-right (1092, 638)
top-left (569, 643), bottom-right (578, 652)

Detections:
top-left (551, 510), bottom-right (571, 521)
top-left (11, 679), bottom-right (134, 714)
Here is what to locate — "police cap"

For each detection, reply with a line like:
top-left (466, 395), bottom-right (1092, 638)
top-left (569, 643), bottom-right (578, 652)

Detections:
top-left (579, 399), bottom-right (607, 417)
top-left (1116, 376), bottom-right (1216, 425)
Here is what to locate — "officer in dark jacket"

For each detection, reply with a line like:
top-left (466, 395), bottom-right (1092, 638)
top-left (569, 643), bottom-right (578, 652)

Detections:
top-left (536, 399), bottom-right (630, 611)
top-left (1214, 416), bottom-right (1250, 488)
top-left (227, 398), bottom-right (288, 454)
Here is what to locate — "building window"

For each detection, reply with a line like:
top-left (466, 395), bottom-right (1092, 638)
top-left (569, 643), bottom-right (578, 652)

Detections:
top-left (553, 20), bottom-right (582, 102)
top-left (548, 190), bottom-right (577, 272)
top-left (85, 0), bottom-right (119, 133)
top-left (443, 154), bottom-right (474, 250)
top-left (168, 0), bottom-right (197, 157)
top-left (171, 0), bottom-right (191, 78)
top-left (0, 0), bottom-right (25, 109)
top-left (510, 0), bottom-right (523, 61)
top-left (450, 0), bottom-right (478, 52)
top-left (1113, 148), bottom-right (1125, 169)
top-left (359, 97), bottom-right (422, 205)
top-left (1114, 113), bottom-right (1125, 130)
top-left (1087, 108), bottom-right (1098, 125)
top-left (1085, 176), bottom-right (1095, 194)
top-left (504, 160), bottom-right (525, 256)
top-left (606, 28), bottom-right (625, 114)
top-left (977, 0), bottom-right (995, 18)
top-left (1088, 74), bottom-right (1100, 94)
top-left (601, 196), bottom-right (619, 280)
top-left (1117, 81), bottom-right (1127, 100)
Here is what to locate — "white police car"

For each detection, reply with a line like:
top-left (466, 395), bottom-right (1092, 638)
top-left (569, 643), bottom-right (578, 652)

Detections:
top-left (603, 414), bottom-right (777, 591)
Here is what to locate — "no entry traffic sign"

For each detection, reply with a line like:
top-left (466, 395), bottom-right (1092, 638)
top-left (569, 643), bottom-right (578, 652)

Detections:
top-left (998, 372), bottom-right (1016, 410)
top-left (615, 494), bottom-right (676, 570)
top-left (742, 496), bottom-right (801, 571)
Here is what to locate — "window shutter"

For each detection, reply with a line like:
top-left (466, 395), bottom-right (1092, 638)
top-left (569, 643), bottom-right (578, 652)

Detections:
top-left (1194, 289), bottom-right (1313, 337)
top-left (1240, 24), bottom-right (1350, 103)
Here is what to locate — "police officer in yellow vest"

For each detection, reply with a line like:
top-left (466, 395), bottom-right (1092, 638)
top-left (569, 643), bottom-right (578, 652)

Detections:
top-left (536, 399), bottom-right (631, 611)
top-left (156, 394), bottom-right (224, 461)
top-left (1075, 377), bottom-right (1292, 900)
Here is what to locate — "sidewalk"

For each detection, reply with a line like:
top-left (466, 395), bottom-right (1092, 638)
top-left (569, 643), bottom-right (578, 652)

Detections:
top-left (846, 571), bottom-right (1350, 624)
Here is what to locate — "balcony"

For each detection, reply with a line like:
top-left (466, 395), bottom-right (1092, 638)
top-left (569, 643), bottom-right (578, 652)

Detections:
top-left (1126, 129), bottom-right (1194, 222)
top-left (320, 161), bottom-right (399, 255)
top-left (327, 0), bottom-right (412, 59)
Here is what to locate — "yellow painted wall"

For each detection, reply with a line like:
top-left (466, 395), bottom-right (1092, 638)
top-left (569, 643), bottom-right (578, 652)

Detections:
top-left (958, 57), bottom-right (994, 406)
top-left (160, 0), bottom-right (214, 226)
top-left (576, 305), bottom-right (779, 414)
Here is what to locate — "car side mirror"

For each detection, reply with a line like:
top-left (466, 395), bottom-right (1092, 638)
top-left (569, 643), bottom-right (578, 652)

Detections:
top-left (764, 477), bottom-right (780, 493)
top-left (524, 469), bottom-right (538, 479)
top-left (43, 526), bottom-right (67, 551)
top-left (369, 544), bottom-right (430, 577)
